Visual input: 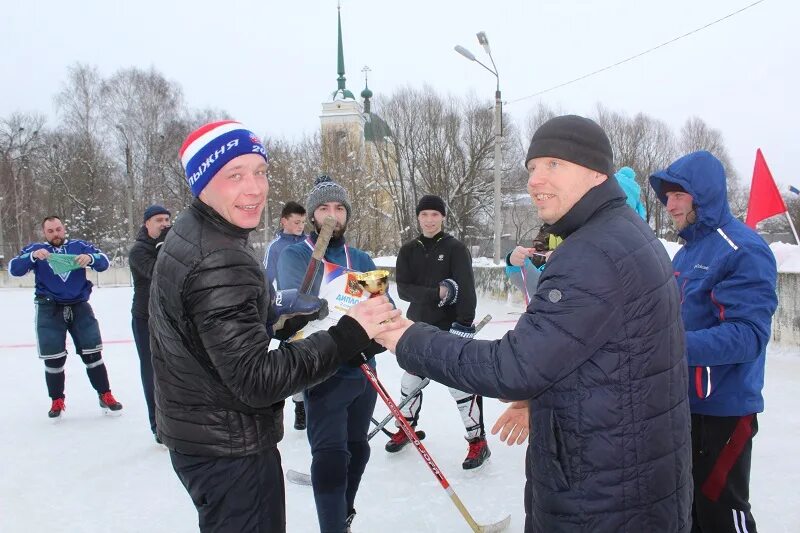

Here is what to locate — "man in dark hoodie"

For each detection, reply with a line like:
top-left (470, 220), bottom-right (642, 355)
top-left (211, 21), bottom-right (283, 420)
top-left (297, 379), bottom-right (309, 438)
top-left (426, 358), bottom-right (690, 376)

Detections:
top-left (387, 194), bottom-right (489, 470)
top-left (129, 204), bottom-right (171, 441)
top-left (650, 151), bottom-right (778, 533)
top-left (378, 115), bottom-right (692, 532)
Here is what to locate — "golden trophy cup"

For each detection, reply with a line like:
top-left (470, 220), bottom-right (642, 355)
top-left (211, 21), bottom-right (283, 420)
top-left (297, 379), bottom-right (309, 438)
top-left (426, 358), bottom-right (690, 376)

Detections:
top-left (354, 270), bottom-right (390, 298)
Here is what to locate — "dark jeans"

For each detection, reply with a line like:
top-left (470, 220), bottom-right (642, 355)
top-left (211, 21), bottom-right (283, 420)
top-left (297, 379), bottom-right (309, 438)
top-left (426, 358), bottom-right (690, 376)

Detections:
top-left (691, 413), bottom-right (758, 533)
top-left (170, 447), bottom-right (285, 533)
top-left (131, 316), bottom-right (156, 433)
top-left (305, 375), bottom-right (377, 533)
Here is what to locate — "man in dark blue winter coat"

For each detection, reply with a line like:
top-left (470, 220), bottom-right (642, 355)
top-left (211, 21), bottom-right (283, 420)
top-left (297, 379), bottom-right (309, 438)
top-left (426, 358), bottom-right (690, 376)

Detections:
top-left (650, 151), bottom-right (778, 533)
top-left (378, 115), bottom-right (693, 532)
top-left (277, 175), bottom-right (383, 533)
top-left (9, 215), bottom-right (122, 418)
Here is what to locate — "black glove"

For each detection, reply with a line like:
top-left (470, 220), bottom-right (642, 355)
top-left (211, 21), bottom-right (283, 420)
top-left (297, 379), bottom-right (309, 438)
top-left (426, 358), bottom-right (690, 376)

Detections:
top-left (346, 340), bottom-right (386, 367)
top-left (449, 322), bottom-right (476, 339)
top-left (155, 226), bottom-right (171, 250)
top-left (530, 254), bottom-right (547, 269)
top-left (438, 278), bottom-right (459, 307)
top-left (269, 289), bottom-right (329, 339)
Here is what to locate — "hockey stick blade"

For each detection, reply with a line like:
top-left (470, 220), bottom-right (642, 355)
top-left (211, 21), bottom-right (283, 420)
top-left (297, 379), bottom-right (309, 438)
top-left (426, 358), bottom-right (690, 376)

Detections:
top-left (286, 469), bottom-right (311, 486)
top-left (478, 514), bottom-right (511, 532)
top-left (474, 313), bottom-right (492, 334)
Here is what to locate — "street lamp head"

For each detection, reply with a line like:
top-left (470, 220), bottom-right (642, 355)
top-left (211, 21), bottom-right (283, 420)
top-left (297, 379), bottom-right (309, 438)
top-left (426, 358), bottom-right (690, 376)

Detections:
top-left (454, 45), bottom-right (476, 62)
top-left (476, 31), bottom-right (491, 54)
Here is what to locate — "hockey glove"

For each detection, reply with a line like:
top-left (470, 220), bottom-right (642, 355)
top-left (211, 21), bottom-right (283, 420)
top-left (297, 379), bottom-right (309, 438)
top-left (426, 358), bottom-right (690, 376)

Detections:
top-left (438, 278), bottom-right (459, 307)
top-left (449, 322), bottom-right (476, 339)
top-left (269, 289), bottom-right (329, 340)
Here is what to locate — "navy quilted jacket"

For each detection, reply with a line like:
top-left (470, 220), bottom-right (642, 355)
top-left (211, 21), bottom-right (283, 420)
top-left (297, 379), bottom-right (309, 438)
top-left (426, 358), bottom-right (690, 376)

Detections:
top-left (395, 178), bottom-right (692, 532)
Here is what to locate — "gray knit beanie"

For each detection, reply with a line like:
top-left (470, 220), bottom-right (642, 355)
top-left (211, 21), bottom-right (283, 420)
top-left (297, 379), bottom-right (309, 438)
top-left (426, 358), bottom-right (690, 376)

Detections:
top-left (306, 175), bottom-right (352, 221)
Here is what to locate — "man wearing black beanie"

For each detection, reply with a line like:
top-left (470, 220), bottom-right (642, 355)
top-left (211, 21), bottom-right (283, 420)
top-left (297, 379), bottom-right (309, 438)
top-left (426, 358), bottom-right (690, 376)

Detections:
top-left (387, 194), bottom-right (488, 469)
top-left (377, 115), bottom-right (692, 532)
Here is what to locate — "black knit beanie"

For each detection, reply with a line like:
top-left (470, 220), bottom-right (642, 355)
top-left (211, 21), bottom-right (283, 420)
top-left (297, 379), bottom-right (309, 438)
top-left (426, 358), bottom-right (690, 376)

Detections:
top-left (525, 115), bottom-right (614, 177)
top-left (416, 194), bottom-right (446, 217)
top-left (659, 181), bottom-right (687, 195)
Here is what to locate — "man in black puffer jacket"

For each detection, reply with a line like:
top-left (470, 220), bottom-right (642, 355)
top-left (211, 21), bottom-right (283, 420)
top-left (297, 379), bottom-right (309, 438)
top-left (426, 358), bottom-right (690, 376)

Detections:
top-left (150, 120), bottom-right (401, 533)
top-left (378, 115), bottom-right (692, 532)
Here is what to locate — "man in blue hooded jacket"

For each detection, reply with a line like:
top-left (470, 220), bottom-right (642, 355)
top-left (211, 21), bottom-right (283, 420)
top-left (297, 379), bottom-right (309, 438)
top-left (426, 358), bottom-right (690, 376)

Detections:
top-left (650, 151), bottom-right (778, 533)
top-left (378, 115), bottom-right (692, 532)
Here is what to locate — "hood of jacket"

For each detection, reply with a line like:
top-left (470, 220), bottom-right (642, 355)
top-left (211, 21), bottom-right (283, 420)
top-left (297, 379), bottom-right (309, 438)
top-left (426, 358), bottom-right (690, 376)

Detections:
top-left (649, 151), bottom-right (731, 241)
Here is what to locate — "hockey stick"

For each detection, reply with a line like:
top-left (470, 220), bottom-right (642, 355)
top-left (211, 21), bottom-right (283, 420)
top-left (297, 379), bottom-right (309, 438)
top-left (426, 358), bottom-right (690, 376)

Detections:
top-left (299, 217), bottom-right (336, 294)
top-left (359, 362), bottom-right (510, 532)
top-left (367, 313), bottom-right (493, 441)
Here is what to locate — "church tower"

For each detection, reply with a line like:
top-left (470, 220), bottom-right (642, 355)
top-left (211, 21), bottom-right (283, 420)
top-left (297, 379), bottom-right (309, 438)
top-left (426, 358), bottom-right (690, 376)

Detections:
top-left (320, 3), bottom-right (364, 166)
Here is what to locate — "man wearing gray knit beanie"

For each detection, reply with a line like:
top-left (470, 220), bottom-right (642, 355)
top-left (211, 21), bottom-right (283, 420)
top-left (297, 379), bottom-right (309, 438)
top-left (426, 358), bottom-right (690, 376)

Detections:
top-left (305, 174), bottom-right (352, 240)
top-left (277, 174), bottom-right (388, 532)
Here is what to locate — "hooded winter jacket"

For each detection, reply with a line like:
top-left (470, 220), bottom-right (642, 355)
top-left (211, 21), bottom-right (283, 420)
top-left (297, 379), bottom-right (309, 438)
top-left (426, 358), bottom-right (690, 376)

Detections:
top-left (650, 150), bottom-right (778, 417)
top-left (615, 166), bottom-right (647, 220)
top-left (395, 177), bottom-right (692, 532)
top-left (149, 200), bottom-right (370, 457)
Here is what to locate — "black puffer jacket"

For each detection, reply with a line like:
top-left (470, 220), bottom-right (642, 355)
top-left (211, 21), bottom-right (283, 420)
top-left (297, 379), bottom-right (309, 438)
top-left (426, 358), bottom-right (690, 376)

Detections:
top-left (395, 232), bottom-right (477, 330)
top-left (396, 178), bottom-right (692, 532)
top-left (149, 199), bottom-right (369, 457)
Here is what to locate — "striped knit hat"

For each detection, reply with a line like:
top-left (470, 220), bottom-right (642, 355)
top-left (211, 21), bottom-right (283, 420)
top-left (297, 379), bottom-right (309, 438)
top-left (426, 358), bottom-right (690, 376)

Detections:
top-left (179, 120), bottom-right (268, 196)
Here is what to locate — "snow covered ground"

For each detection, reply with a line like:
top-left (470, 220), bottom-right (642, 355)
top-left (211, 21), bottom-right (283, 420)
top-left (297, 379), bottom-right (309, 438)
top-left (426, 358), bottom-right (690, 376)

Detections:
top-left (0, 286), bottom-right (798, 532)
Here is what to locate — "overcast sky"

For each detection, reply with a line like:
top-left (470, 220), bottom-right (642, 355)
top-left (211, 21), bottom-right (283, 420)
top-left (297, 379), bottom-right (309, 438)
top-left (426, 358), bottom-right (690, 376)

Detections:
top-left (2, 0), bottom-right (796, 189)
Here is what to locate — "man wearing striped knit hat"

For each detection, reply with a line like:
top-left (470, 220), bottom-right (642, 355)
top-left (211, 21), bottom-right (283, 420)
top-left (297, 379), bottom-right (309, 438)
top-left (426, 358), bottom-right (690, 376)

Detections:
top-left (149, 121), bottom-right (402, 533)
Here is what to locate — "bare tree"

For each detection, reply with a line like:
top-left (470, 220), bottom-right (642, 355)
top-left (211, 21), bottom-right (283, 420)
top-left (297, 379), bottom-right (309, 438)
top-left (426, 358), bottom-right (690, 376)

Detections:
top-left (679, 116), bottom-right (746, 219)
top-left (0, 113), bottom-right (47, 255)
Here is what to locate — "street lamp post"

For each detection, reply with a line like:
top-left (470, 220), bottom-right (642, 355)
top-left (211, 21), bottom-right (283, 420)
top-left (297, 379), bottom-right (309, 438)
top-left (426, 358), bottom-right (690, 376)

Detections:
top-left (116, 125), bottom-right (135, 239)
top-left (455, 32), bottom-right (503, 264)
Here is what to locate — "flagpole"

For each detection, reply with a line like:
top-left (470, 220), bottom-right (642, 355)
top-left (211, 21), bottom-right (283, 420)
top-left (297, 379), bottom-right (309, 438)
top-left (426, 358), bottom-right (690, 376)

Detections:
top-left (785, 212), bottom-right (800, 245)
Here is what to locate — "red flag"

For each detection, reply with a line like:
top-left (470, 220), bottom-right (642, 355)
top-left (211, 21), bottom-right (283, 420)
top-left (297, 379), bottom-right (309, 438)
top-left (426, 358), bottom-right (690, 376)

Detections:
top-left (745, 149), bottom-right (786, 228)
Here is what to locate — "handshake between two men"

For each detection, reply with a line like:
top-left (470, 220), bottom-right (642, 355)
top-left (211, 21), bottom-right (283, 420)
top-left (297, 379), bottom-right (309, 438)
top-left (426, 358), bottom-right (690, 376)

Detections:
top-left (268, 291), bottom-right (529, 447)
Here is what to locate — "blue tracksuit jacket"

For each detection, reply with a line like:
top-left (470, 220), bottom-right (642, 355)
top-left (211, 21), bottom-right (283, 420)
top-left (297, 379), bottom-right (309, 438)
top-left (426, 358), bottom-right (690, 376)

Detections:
top-left (9, 239), bottom-right (109, 304)
top-left (262, 231), bottom-right (306, 287)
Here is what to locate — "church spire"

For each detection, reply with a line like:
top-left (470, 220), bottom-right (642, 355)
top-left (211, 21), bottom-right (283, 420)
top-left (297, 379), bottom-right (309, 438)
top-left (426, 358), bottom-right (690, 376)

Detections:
top-left (333, 2), bottom-right (355, 100)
